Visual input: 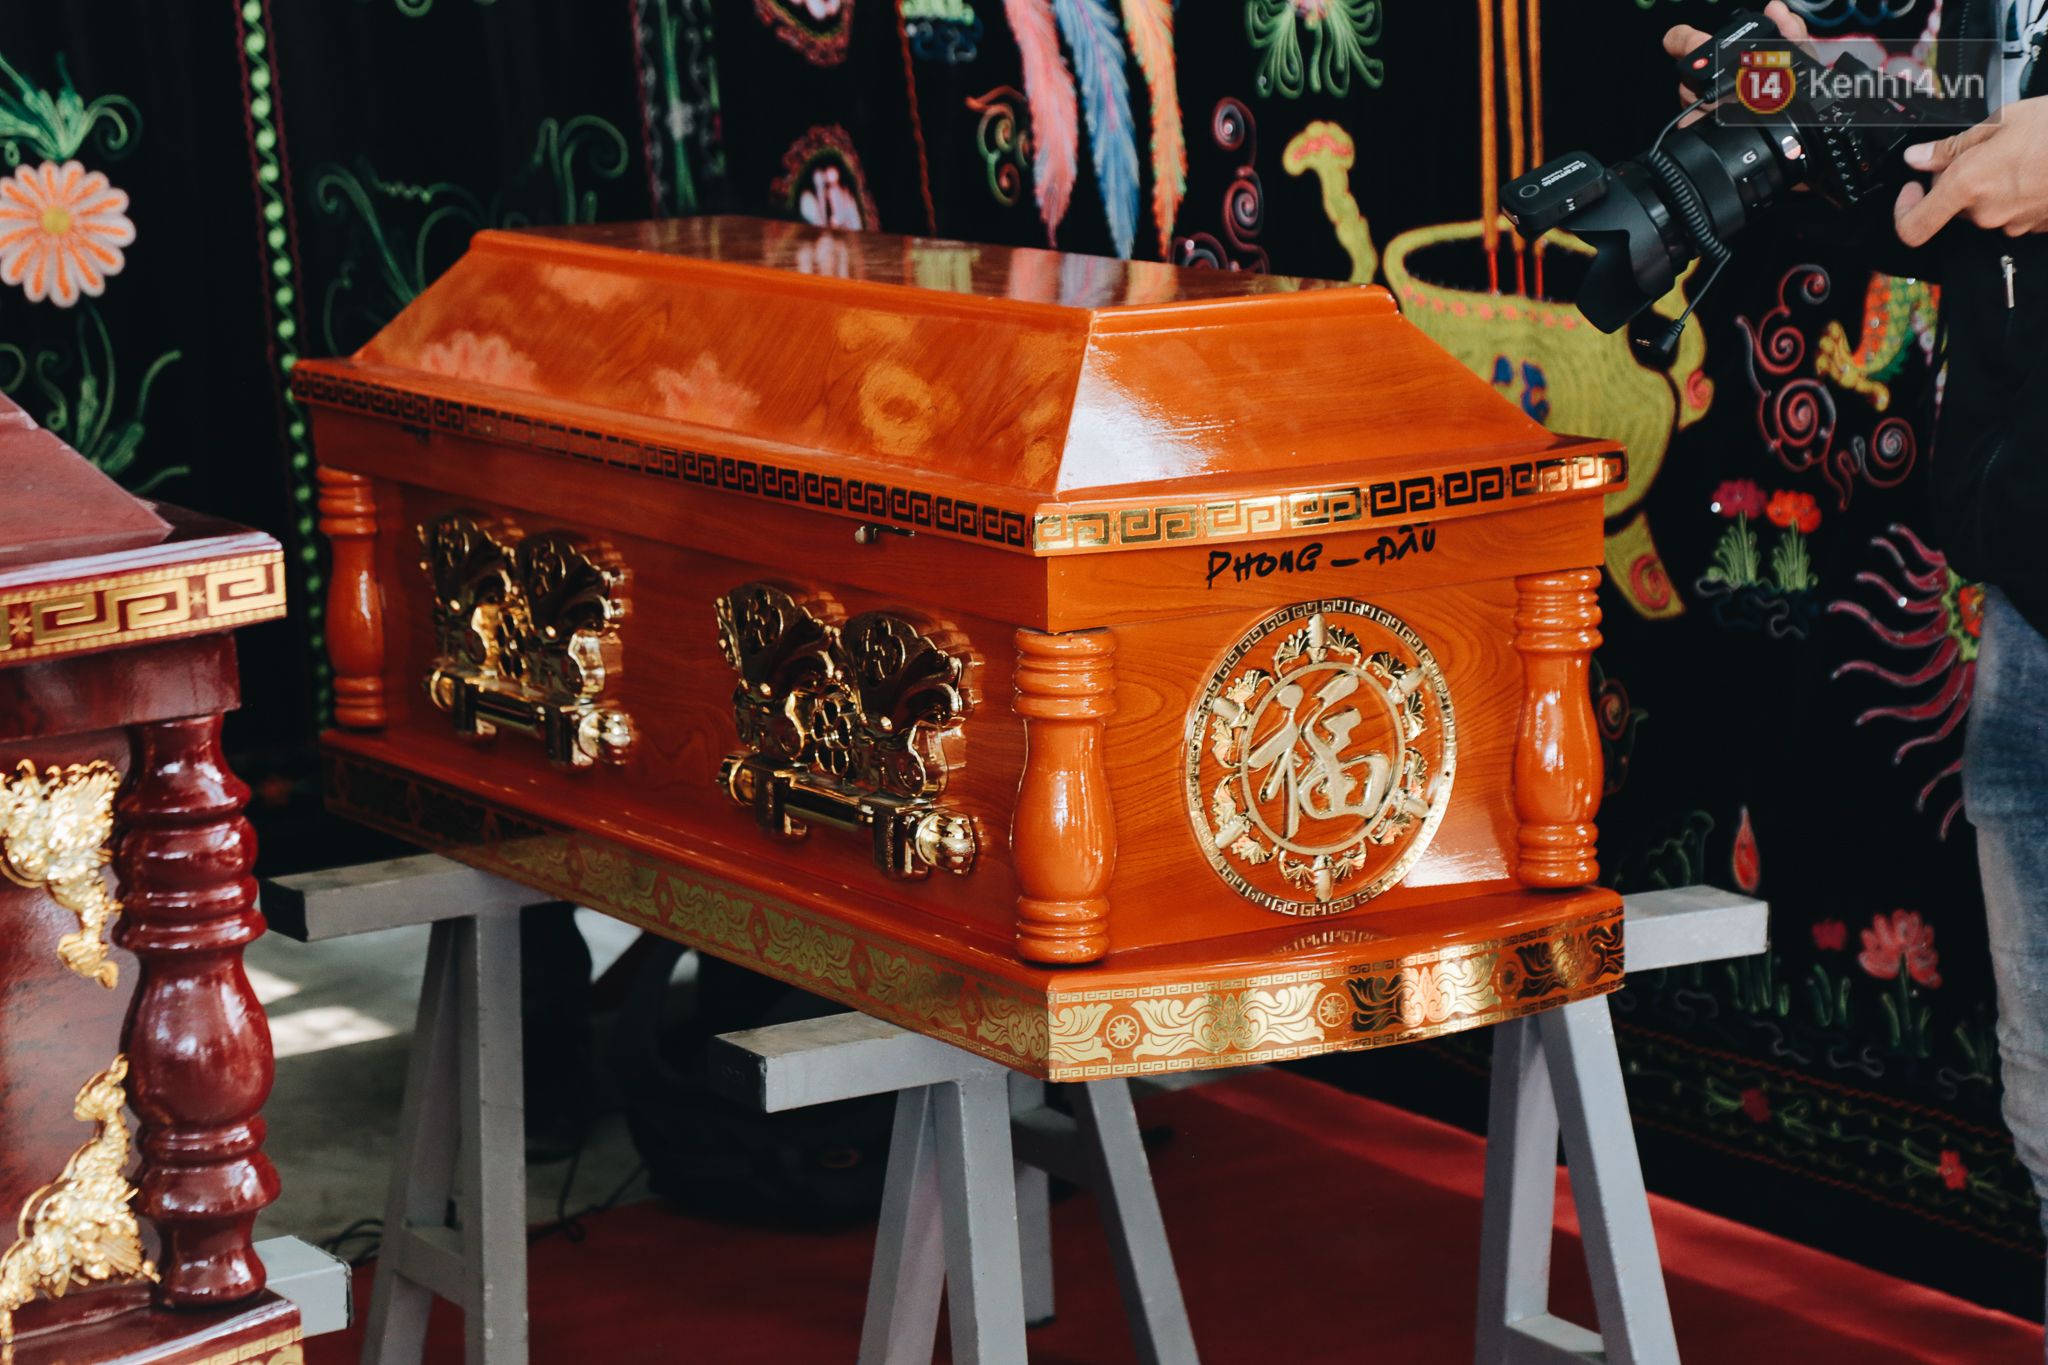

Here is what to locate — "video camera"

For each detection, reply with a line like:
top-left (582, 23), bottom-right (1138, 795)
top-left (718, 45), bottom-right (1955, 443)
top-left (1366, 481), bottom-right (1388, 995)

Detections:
top-left (1500, 11), bottom-right (1967, 357)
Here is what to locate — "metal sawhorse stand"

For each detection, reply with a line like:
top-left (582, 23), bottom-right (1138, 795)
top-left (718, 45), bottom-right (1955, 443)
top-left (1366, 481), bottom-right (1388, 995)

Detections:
top-left (707, 1012), bottom-right (1199, 1365)
top-left (263, 856), bottom-right (535, 1365)
top-left (265, 855), bottom-right (1763, 1365)
top-left (1474, 886), bottom-right (1766, 1365)
top-left (715, 885), bottom-right (1765, 1365)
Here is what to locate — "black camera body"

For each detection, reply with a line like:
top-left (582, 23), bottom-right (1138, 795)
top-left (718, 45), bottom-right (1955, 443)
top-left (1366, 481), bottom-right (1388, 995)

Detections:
top-left (1502, 11), bottom-right (1963, 337)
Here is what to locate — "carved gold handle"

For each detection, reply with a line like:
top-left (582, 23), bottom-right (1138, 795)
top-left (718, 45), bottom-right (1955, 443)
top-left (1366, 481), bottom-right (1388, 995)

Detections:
top-left (715, 583), bottom-right (978, 882)
top-left (719, 755), bottom-right (979, 880)
top-left (418, 515), bottom-right (637, 770)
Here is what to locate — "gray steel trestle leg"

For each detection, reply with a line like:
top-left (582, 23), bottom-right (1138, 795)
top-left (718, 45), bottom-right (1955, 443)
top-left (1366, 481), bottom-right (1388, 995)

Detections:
top-left (1473, 886), bottom-right (1770, 1365)
top-left (709, 1012), bottom-right (1028, 1365)
top-left (1008, 1074), bottom-right (1056, 1328)
top-left (1476, 1015), bottom-right (1582, 1365)
top-left (262, 854), bottom-right (535, 1365)
top-left (862, 1085), bottom-right (949, 1365)
top-left (713, 1020), bottom-right (1198, 1363)
top-left (362, 906), bottom-right (528, 1365)
top-left (1546, 998), bottom-right (1680, 1365)
top-left (932, 1070), bottom-right (1029, 1365)
top-left (1477, 1007), bottom-right (1677, 1365)
top-left (1069, 1080), bottom-right (1200, 1365)
top-left (1005, 1079), bottom-right (1199, 1365)
top-left (1007, 1080), bottom-right (1196, 1358)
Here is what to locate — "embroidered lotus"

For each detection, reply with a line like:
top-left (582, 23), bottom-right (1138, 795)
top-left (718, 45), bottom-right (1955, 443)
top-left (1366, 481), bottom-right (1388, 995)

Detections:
top-left (1957, 583), bottom-right (1985, 638)
top-left (1766, 489), bottom-right (1823, 534)
top-left (1709, 479), bottom-right (1766, 519)
top-left (1858, 909), bottom-right (1941, 988)
top-left (0, 159), bottom-right (134, 307)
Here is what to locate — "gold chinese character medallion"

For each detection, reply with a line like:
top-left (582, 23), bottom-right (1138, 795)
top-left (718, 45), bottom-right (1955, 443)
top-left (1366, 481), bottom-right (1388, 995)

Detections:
top-left (1187, 600), bottom-right (1457, 916)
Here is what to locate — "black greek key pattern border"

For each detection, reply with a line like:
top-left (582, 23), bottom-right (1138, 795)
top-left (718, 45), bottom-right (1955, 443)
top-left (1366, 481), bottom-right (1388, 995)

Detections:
top-left (292, 367), bottom-right (1622, 557)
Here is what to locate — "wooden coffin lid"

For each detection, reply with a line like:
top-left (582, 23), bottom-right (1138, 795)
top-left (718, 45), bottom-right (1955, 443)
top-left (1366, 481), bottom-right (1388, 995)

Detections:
top-left (291, 216), bottom-right (1621, 555)
top-left (0, 394), bottom-right (286, 669)
top-left (0, 392), bottom-right (172, 569)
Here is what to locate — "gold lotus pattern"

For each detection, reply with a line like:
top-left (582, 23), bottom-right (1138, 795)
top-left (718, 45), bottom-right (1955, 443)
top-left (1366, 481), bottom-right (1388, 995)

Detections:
top-left (1395, 953), bottom-right (1500, 1028)
top-left (188, 1331), bottom-right (302, 1365)
top-left (325, 751), bottom-right (1624, 1079)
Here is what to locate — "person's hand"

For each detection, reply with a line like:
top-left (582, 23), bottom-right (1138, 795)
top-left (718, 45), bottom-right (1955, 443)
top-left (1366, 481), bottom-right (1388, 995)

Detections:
top-left (1662, 2), bottom-right (1813, 124)
top-left (1895, 96), bottom-right (2048, 245)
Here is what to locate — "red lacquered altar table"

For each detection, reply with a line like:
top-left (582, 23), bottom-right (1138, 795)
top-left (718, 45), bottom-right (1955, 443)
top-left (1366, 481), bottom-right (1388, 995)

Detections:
top-left (1, 399), bottom-right (296, 1363)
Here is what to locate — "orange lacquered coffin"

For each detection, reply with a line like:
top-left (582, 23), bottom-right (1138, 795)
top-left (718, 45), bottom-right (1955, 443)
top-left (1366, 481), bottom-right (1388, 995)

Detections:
top-left (298, 216), bottom-right (1626, 1079)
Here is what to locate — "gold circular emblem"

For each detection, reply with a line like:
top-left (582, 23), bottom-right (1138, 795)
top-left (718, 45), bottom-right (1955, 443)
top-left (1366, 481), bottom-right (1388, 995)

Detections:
top-left (1186, 599), bottom-right (1457, 916)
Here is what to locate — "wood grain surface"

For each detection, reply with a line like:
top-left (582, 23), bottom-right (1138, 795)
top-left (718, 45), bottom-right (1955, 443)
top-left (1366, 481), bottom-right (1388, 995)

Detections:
top-left (337, 216), bottom-right (1550, 499)
top-left (336, 474), bottom-right (1585, 956)
top-left (306, 216), bottom-right (1614, 986)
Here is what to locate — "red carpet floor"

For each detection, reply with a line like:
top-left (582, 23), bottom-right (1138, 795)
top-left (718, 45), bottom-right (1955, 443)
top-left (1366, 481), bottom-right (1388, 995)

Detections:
top-left (306, 1070), bottom-right (2044, 1363)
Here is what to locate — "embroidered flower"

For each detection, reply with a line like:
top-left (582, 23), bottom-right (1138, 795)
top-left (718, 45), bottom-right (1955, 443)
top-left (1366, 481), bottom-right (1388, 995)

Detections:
top-left (1710, 479), bottom-right (1766, 519)
top-left (1765, 489), bottom-right (1822, 533)
top-left (1685, 367), bottom-right (1714, 413)
top-left (1939, 1150), bottom-right (1968, 1190)
top-left (0, 160), bottom-right (135, 307)
top-left (1812, 919), bottom-right (1847, 951)
top-left (799, 165), bottom-right (864, 230)
top-left (1740, 1087), bottom-right (1771, 1123)
top-left (1957, 583), bottom-right (1986, 639)
top-left (1859, 909), bottom-right (1941, 988)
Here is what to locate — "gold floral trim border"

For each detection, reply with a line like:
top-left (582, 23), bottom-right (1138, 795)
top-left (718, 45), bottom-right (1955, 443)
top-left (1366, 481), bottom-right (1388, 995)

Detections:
top-left (1045, 913), bottom-right (1621, 1077)
top-left (323, 747), bottom-right (1622, 1079)
top-left (187, 1326), bottom-right (303, 1365)
top-left (0, 553), bottom-right (288, 664)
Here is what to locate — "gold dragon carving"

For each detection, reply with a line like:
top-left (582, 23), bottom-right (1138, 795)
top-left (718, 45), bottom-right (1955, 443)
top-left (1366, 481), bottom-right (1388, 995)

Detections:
top-left (0, 1056), bottom-right (157, 1362)
top-left (0, 761), bottom-right (123, 989)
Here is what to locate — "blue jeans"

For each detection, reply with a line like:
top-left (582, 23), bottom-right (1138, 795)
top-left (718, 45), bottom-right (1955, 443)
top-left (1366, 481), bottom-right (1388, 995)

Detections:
top-left (1964, 586), bottom-right (2048, 1329)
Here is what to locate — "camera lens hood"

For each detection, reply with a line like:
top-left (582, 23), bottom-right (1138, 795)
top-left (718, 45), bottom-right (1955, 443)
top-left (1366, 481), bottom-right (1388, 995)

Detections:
top-left (1565, 164), bottom-right (1688, 333)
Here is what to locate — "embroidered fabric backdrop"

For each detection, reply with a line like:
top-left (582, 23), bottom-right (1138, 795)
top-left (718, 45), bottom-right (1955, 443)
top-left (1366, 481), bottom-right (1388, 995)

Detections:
top-left (0, 0), bottom-right (2027, 1313)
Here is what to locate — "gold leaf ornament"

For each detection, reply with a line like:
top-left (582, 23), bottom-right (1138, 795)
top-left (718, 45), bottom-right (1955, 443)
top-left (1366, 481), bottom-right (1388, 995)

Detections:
top-left (0, 1056), bottom-right (157, 1362)
top-left (0, 761), bottom-right (123, 989)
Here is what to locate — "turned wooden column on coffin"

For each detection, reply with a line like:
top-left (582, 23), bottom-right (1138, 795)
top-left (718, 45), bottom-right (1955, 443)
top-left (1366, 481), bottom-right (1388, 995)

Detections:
top-left (114, 715), bottom-right (279, 1305)
top-left (318, 466), bottom-right (386, 730)
top-left (1011, 629), bottom-right (1118, 965)
top-left (1513, 569), bottom-right (1605, 888)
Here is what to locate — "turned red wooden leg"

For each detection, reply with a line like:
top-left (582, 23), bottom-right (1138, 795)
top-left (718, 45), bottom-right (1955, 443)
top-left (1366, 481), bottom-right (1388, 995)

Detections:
top-left (113, 714), bottom-right (278, 1306)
